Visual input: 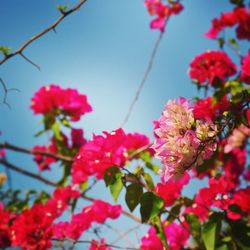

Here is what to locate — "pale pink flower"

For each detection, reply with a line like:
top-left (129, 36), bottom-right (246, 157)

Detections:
top-left (224, 124), bottom-right (250, 153)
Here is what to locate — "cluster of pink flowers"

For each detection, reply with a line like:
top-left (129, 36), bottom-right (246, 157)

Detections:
top-left (89, 238), bottom-right (112, 250)
top-left (140, 222), bottom-right (189, 250)
top-left (152, 97), bottom-right (217, 182)
top-left (184, 176), bottom-right (250, 221)
top-left (72, 128), bottom-right (151, 184)
top-left (241, 50), bottom-right (250, 84)
top-left (0, 203), bottom-right (12, 248)
top-left (33, 128), bottom-right (86, 171)
top-left (144, 0), bottom-right (183, 32)
top-left (53, 200), bottom-right (121, 241)
top-left (193, 96), bottom-right (230, 120)
top-left (189, 50), bottom-right (237, 85)
top-left (31, 84), bottom-right (92, 121)
top-left (11, 186), bottom-right (80, 250)
top-left (32, 144), bottom-right (57, 171)
top-left (155, 172), bottom-right (189, 207)
top-left (205, 7), bottom-right (250, 41)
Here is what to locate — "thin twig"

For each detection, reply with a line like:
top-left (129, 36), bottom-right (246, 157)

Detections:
top-left (0, 78), bottom-right (19, 109)
top-left (120, 27), bottom-right (166, 127)
top-left (108, 223), bottom-right (141, 246)
top-left (0, 0), bottom-right (88, 66)
top-left (0, 142), bottom-right (72, 162)
top-left (52, 238), bottom-right (139, 250)
top-left (0, 158), bottom-right (57, 186)
top-left (20, 52), bottom-right (41, 71)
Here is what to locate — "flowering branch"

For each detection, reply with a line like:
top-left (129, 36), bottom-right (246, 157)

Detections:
top-left (0, 142), bottom-right (73, 162)
top-left (0, 0), bottom-right (88, 67)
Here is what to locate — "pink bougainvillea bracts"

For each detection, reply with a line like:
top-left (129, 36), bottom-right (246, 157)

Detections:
top-left (31, 84), bottom-right (92, 121)
top-left (241, 50), bottom-right (250, 84)
top-left (53, 200), bottom-right (121, 241)
top-left (205, 7), bottom-right (250, 41)
top-left (72, 128), bottom-right (151, 184)
top-left (144, 0), bottom-right (183, 32)
top-left (189, 51), bottom-right (237, 85)
top-left (152, 97), bottom-right (217, 181)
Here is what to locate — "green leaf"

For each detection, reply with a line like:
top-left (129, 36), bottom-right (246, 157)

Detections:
top-left (185, 213), bottom-right (201, 244)
top-left (202, 219), bottom-right (217, 250)
top-left (57, 4), bottom-right (69, 13)
top-left (216, 244), bottom-right (229, 250)
top-left (140, 192), bottom-right (164, 223)
top-left (51, 122), bottom-right (63, 141)
top-left (125, 183), bottom-right (143, 212)
top-left (104, 166), bottom-right (121, 187)
top-left (142, 172), bottom-right (154, 190)
top-left (0, 46), bottom-right (11, 55)
top-left (80, 180), bottom-right (88, 192)
top-left (228, 38), bottom-right (239, 49)
top-left (110, 174), bottom-right (123, 203)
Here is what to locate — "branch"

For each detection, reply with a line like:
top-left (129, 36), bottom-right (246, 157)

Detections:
top-left (120, 23), bottom-right (168, 127)
top-left (0, 158), bottom-right (57, 187)
top-left (0, 78), bottom-right (20, 109)
top-left (0, 142), bottom-right (73, 162)
top-left (0, 0), bottom-right (88, 66)
top-left (52, 238), bottom-right (139, 250)
top-left (0, 157), bottom-right (141, 223)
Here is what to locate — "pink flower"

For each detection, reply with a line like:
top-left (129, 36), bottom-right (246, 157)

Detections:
top-left (140, 226), bottom-right (163, 250)
top-left (31, 84), bottom-right (92, 121)
top-left (241, 50), bottom-right (250, 84)
top-left (32, 145), bottom-right (57, 171)
top-left (152, 97), bottom-right (217, 181)
top-left (0, 149), bottom-right (5, 158)
top-left (71, 128), bottom-right (86, 148)
top-left (145, 0), bottom-right (183, 32)
top-left (189, 51), bottom-right (237, 85)
top-left (155, 172), bottom-right (189, 207)
top-left (72, 128), bottom-right (128, 184)
top-left (89, 238), bottom-right (112, 250)
top-left (164, 222), bottom-right (189, 250)
top-left (193, 96), bottom-right (230, 120)
top-left (0, 203), bottom-right (12, 248)
top-left (205, 7), bottom-right (250, 41)
top-left (53, 200), bottom-right (121, 241)
top-left (224, 124), bottom-right (250, 153)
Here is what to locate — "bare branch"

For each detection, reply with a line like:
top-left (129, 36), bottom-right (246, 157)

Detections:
top-left (0, 158), bottom-right (57, 186)
top-left (0, 0), bottom-right (88, 66)
top-left (120, 22), bottom-right (168, 127)
top-left (20, 53), bottom-right (41, 71)
top-left (0, 141), bottom-right (73, 162)
top-left (0, 78), bottom-right (20, 109)
top-left (52, 238), bottom-right (139, 250)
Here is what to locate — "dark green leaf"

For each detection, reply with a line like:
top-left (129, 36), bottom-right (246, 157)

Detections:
top-left (140, 192), bottom-right (164, 223)
top-left (125, 183), bottom-right (143, 212)
top-left (104, 166), bottom-right (121, 187)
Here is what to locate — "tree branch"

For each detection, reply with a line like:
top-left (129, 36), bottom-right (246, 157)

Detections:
top-left (0, 0), bottom-right (88, 66)
top-left (120, 21), bottom-right (168, 127)
top-left (0, 78), bottom-right (20, 109)
top-left (0, 158), bottom-right (56, 186)
top-left (0, 141), bottom-right (73, 162)
top-left (0, 157), bottom-right (141, 223)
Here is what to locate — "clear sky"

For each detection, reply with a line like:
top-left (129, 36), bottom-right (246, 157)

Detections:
top-left (0, 0), bottom-right (247, 248)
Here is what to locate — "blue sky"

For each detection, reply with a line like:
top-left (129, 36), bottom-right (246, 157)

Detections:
top-left (0, 0), bottom-right (247, 248)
